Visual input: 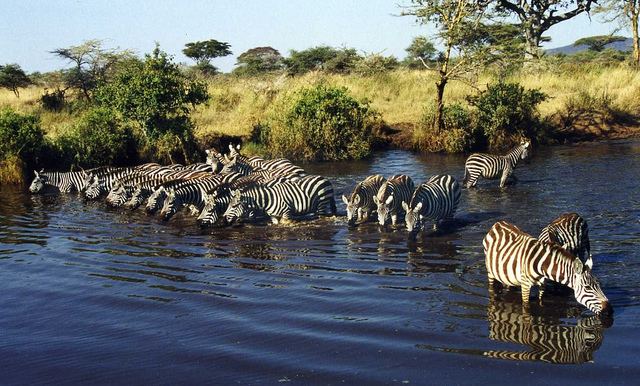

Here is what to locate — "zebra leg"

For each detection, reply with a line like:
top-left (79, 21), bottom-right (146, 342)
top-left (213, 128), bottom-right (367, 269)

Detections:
top-left (499, 167), bottom-right (512, 188)
top-left (537, 279), bottom-right (545, 303)
top-left (521, 282), bottom-right (532, 310)
top-left (391, 214), bottom-right (397, 226)
top-left (466, 173), bottom-right (479, 189)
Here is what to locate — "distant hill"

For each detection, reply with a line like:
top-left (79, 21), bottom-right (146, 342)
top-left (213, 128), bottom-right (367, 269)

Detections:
top-left (546, 37), bottom-right (633, 55)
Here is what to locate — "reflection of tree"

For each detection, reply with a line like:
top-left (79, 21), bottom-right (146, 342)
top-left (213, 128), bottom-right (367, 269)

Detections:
top-left (483, 298), bottom-right (607, 364)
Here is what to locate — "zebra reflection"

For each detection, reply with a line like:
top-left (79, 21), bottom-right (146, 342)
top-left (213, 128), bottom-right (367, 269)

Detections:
top-left (483, 299), bottom-right (607, 364)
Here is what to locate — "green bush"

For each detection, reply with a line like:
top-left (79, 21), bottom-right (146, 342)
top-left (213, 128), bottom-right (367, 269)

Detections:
top-left (467, 81), bottom-right (547, 149)
top-left (416, 103), bottom-right (477, 153)
top-left (265, 84), bottom-right (378, 161)
top-left (354, 54), bottom-right (400, 76)
top-left (0, 108), bottom-right (46, 166)
top-left (56, 107), bottom-right (137, 168)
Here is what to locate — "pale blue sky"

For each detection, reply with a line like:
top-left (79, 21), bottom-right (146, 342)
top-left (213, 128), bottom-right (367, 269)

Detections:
top-left (0, 0), bottom-right (618, 73)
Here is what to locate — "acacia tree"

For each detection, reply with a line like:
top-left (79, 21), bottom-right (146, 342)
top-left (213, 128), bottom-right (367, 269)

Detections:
top-left (234, 46), bottom-right (284, 75)
top-left (404, 36), bottom-right (438, 68)
top-left (402, 0), bottom-right (491, 132)
top-left (183, 39), bottom-right (232, 74)
top-left (574, 35), bottom-right (628, 51)
top-left (0, 64), bottom-right (31, 97)
top-left (51, 40), bottom-right (132, 100)
top-left (494, 0), bottom-right (596, 59)
top-left (595, 0), bottom-right (640, 66)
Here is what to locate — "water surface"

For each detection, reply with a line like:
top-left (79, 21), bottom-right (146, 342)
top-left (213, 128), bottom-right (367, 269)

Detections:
top-left (1, 140), bottom-right (639, 384)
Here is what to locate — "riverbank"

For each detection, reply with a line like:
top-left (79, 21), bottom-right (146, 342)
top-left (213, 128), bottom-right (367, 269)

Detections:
top-left (1, 66), bottom-right (639, 183)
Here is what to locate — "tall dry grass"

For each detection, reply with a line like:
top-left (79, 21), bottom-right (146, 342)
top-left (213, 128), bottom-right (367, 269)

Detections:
top-left (2, 65), bottom-right (639, 142)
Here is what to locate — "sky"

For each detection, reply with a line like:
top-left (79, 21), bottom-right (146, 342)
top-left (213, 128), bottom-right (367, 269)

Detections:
top-left (0, 0), bottom-right (621, 74)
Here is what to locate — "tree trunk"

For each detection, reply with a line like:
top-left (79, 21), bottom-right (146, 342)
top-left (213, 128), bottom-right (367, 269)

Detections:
top-left (434, 77), bottom-right (447, 133)
top-left (524, 26), bottom-right (541, 61)
top-left (632, 11), bottom-right (640, 67)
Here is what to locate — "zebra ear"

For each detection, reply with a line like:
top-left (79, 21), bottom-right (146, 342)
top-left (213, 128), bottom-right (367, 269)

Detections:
top-left (414, 202), bottom-right (423, 212)
top-left (34, 170), bottom-right (39, 177)
top-left (341, 195), bottom-right (349, 205)
top-left (401, 201), bottom-right (409, 212)
top-left (205, 149), bottom-right (211, 155)
top-left (572, 258), bottom-right (585, 274)
top-left (385, 195), bottom-right (393, 205)
top-left (585, 254), bottom-right (593, 271)
top-left (353, 194), bottom-right (361, 205)
top-left (39, 168), bottom-right (44, 174)
top-left (373, 195), bottom-right (380, 205)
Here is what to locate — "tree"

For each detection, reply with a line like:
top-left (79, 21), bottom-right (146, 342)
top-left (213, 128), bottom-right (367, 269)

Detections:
top-left (183, 39), bottom-right (232, 74)
top-left (0, 64), bottom-right (32, 97)
top-left (95, 45), bottom-right (208, 162)
top-left (402, 0), bottom-right (492, 132)
top-left (405, 36), bottom-right (437, 68)
top-left (284, 46), bottom-right (361, 75)
top-left (494, 0), bottom-right (596, 59)
top-left (595, 0), bottom-right (640, 66)
top-left (51, 40), bottom-right (133, 100)
top-left (574, 35), bottom-right (628, 51)
top-left (234, 46), bottom-right (284, 76)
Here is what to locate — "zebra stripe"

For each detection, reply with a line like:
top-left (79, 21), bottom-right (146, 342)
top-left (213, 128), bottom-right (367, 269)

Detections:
top-left (342, 174), bottom-right (386, 226)
top-left (374, 174), bottom-right (415, 227)
top-left (464, 140), bottom-right (531, 188)
top-left (83, 163), bottom-right (165, 200)
top-left (483, 299), bottom-right (605, 364)
top-left (28, 167), bottom-right (120, 194)
top-left (539, 212), bottom-right (591, 265)
top-left (402, 174), bottom-right (461, 233)
top-left (483, 220), bottom-right (611, 315)
top-left (224, 175), bottom-right (336, 224)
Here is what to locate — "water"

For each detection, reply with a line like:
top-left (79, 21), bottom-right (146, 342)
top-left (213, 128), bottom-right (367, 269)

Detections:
top-left (1, 140), bottom-right (639, 385)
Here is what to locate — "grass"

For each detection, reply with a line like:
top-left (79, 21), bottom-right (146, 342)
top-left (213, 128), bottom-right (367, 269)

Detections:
top-left (1, 65), bottom-right (639, 145)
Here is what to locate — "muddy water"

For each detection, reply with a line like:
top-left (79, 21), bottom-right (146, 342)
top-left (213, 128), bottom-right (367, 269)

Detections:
top-left (1, 140), bottom-right (639, 384)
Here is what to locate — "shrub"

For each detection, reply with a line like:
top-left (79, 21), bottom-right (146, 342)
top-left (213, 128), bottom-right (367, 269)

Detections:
top-left (265, 84), bottom-right (378, 161)
top-left (40, 88), bottom-right (66, 111)
top-left (416, 103), bottom-right (477, 153)
top-left (0, 108), bottom-right (46, 166)
top-left (354, 54), bottom-right (400, 76)
top-left (56, 107), bottom-right (137, 168)
top-left (467, 81), bottom-right (547, 149)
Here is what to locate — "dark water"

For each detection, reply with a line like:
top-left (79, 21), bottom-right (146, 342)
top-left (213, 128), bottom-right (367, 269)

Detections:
top-left (1, 141), bottom-right (640, 385)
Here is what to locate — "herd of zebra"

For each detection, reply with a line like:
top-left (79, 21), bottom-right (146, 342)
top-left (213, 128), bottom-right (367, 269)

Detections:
top-left (27, 138), bottom-right (612, 318)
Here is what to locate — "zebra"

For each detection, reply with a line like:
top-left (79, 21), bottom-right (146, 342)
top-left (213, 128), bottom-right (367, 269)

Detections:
top-left (221, 151), bottom-right (306, 177)
top-left (463, 140), bottom-right (531, 188)
top-left (342, 175), bottom-right (386, 226)
top-left (197, 186), bottom-right (234, 227)
top-left (83, 163), bottom-right (165, 200)
top-left (373, 175), bottom-right (415, 227)
top-left (482, 298), bottom-right (606, 364)
top-left (539, 213), bottom-right (591, 265)
top-left (205, 148), bottom-right (228, 173)
top-left (29, 168), bottom-right (108, 194)
top-left (483, 220), bottom-right (612, 316)
top-left (223, 175), bottom-right (336, 225)
top-left (402, 174), bottom-right (461, 233)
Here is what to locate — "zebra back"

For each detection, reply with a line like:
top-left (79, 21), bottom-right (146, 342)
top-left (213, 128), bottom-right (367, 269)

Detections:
top-left (483, 221), bottom-right (610, 315)
top-left (539, 212), bottom-right (591, 265)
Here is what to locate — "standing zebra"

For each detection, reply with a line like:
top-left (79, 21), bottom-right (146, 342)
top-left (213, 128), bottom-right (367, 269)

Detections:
top-left (463, 140), bottom-right (531, 188)
top-left (539, 213), bottom-right (592, 265)
top-left (373, 175), bottom-right (415, 227)
top-left (342, 175), bottom-right (385, 226)
top-left (29, 168), bottom-right (110, 194)
top-left (483, 221), bottom-right (612, 315)
top-left (402, 174), bottom-right (461, 234)
top-left (224, 175), bottom-right (336, 225)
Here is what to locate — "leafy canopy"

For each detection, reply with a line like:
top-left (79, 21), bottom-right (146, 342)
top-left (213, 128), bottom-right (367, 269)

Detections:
top-left (0, 64), bottom-right (32, 97)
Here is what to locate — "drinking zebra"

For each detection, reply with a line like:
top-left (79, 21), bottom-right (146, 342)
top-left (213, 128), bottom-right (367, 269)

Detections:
top-left (482, 299), bottom-right (605, 364)
top-left (29, 167), bottom-right (116, 194)
top-left (483, 220), bottom-right (612, 315)
top-left (83, 163), bottom-right (165, 200)
top-left (373, 175), bottom-right (415, 227)
top-left (463, 140), bottom-right (531, 188)
top-left (342, 174), bottom-right (386, 226)
top-left (402, 174), bottom-right (461, 233)
top-left (539, 213), bottom-right (591, 265)
top-left (223, 175), bottom-right (336, 225)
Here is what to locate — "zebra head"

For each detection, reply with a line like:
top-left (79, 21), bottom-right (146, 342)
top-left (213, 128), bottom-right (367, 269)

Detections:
top-left (125, 186), bottom-right (149, 210)
top-left (223, 189), bottom-right (247, 224)
top-left (402, 201), bottom-right (423, 233)
top-left (373, 191), bottom-right (394, 226)
top-left (197, 192), bottom-right (222, 227)
top-left (228, 143), bottom-right (241, 158)
top-left (220, 156), bottom-right (238, 175)
top-left (205, 149), bottom-right (224, 174)
top-left (29, 169), bottom-right (47, 193)
top-left (106, 181), bottom-right (129, 207)
top-left (84, 175), bottom-right (105, 200)
top-left (571, 258), bottom-right (612, 317)
top-left (342, 184), bottom-right (363, 226)
top-left (146, 186), bottom-right (168, 214)
top-left (520, 140), bottom-right (531, 159)
top-left (160, 188), bottom-right (180, 221)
